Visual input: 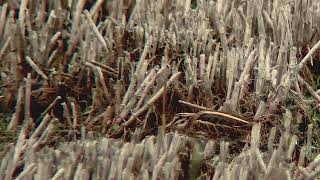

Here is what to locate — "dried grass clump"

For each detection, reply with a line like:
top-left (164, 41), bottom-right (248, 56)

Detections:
top-left (1, 129), bottom-right (190, 179)
top-left (1, 0), bottom-right (320, 179)
top-left (1, 109), bottom-right (320, 179)
top-left (0, 0), bottom-right (320, 138)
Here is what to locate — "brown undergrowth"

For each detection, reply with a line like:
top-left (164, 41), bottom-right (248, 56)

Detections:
top-left (1, 0), bottom-right (320, 179)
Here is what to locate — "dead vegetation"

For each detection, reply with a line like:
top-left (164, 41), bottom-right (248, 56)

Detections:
top-left (1, 112), bottom-right (320, 179)
top-left (0, 0), bottom-right (320, 179)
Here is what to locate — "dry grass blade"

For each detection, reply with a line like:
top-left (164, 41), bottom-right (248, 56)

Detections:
top-left (200, 111), bottom-right (250, 125)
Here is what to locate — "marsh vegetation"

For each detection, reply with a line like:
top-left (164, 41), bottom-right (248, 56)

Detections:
top-left (1, 0), bottom-right (320, 179)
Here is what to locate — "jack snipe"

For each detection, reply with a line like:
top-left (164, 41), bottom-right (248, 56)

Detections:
top-left (168, 111), bottom-right (252, 141)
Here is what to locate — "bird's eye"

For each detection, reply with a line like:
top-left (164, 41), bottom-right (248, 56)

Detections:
top-left (174, 118), bottom-right (189, 129)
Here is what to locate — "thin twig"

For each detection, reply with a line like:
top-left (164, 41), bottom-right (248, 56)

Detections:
top-left (178, 100), bottom-right (212, 111)
top-left (296, 39), bottom-right (320, 73)
top-left (25, 56), bottom-right (48, 80)
top-left (84, 10), bottom-right (109, 52)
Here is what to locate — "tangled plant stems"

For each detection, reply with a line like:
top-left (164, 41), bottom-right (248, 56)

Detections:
top-left (1, 0), bottom-right (320, 179)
